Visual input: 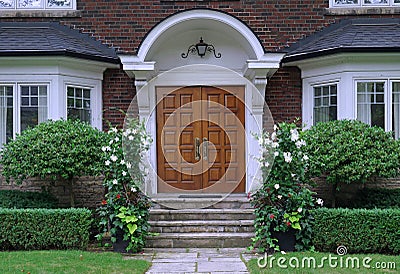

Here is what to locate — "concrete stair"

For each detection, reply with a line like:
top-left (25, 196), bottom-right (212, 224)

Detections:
top-left (146, 196), bottom-right (255, 248)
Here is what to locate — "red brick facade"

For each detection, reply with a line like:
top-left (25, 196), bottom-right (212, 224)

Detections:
top-left (2, 1), bottom-right (397, 126)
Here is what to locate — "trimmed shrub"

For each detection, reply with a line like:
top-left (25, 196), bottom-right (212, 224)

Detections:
top-left (0, 190), bottom-right (58, 209)
top-left (312, 208), bottom-right (400, 254)
top-left (340, 188), bottom-right (400, 209)
top-left (0, 119), bottom-right (109, 207)
top-left (0, 208), bottom-right (92, 250)
top-left (304, 120), bottom-right (400, 185)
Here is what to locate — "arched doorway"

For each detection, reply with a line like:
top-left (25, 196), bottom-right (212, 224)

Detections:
top-left (119, 9), bottom-right (284, 196)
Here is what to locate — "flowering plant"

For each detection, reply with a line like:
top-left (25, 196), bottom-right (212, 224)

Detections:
top-left (96, 118), bottom-right (152, 252)
top-left (250, 122), bottom-right (323, 252)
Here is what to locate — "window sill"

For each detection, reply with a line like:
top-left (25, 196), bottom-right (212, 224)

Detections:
top-left (0, 10), bottom-right (81, 18)
top-left (325, 7), bottom-right (400, 15)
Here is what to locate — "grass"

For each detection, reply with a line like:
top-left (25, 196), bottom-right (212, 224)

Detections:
top-left (0, 250), bottom-right (151, 274)
top-left (247, 252), bottom-right (399, 274)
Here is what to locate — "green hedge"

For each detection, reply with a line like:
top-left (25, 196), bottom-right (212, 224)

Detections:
top-left (343, 188), bottom-right (400, 209)
top-left (0, 208), bottom-right (92, 250)
top-left (312, 208), bottom-right (400, 254)
top-left (0, 190), bottom-right (58, 209)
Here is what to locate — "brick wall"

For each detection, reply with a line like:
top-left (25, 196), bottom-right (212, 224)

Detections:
top-left (102, 68), bottom-right (137, 130)
top-left (265, 66), bottom-right (302, 123)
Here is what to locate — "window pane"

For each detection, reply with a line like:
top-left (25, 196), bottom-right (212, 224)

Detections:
top-left (364, 0), bottom-right (388, 4)
top-left (313, 84), bottom-right (337, 125)
top-left (335, 0), bottom-right (359, 4)
top-left (67, 86), bottom-right (91, 124)
top-left (0, 86), bottom-right (13, 147)
top-left (21, 86), bottom-right (29, 96)
top-left (20, 85), bottom-right (48, 131)
top-left (18, 0), bottom-right (44, 9)
top-left (357, 81), bottom-right (385, 129)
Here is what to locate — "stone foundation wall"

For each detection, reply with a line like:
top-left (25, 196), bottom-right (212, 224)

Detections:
top-left (311, 176), bottom-right (400, 207)
top-left (0, 174), bottom-right (104, 209)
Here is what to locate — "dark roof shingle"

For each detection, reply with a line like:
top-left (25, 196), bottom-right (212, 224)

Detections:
top-left (0, 22), bottom-right (119, 64)
top-left (283, 18), bottom-right (400, 62)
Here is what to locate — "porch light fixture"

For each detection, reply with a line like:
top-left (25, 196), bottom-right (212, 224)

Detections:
top-left (181, 37), bottom-right (222, 59)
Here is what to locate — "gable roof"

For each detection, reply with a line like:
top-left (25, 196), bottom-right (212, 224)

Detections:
top-left (0, 22), bottom-right (119, 64)
top-left (283, 18), bottom-right (400, 63)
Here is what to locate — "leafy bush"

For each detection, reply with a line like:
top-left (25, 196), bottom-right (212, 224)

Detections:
top-left (341, 188), bottom-right (400, 209)
top-left (0, 119), bottom-right (109, 207)
top-left (0, 208), bottom-right (92, 250)
top-left (312, 208), bottom-right (400, 254)
top-left (303, 120), bottom-right (400, 184)
top-left (303, 120), bottom-right (400, 207)
top-left (0, 190), bottom-right (58, 209)
top-left (97, 119), bottom-right (152, 253)
top-left (250, 122), bottom-right (322, 252)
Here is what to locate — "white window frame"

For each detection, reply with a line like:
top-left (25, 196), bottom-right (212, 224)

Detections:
top-left (66, 84), bottom-right (92, 124)
top-left (330, 0), bottom-right (400, 7)
top-left (354, 79), bottom-right (388, 130)
top-left (312, 82), bottom-right (339, 125)
top-left (0, 0), bottom-right (76, 10)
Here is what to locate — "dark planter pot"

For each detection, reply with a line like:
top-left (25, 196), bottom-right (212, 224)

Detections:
top-left (113, 227), bottom-right (131, 253)
top-left (271, 228), bottom-right (296, 252)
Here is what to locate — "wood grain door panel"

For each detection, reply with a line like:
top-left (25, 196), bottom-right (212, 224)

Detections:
top-left (157, 86), bottom-right (245, 193)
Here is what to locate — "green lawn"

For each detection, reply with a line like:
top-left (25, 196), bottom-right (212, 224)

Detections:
top-left (0, 250), bottom-right (151, 274)
top-left (247, 252), bottom-right (399, 274)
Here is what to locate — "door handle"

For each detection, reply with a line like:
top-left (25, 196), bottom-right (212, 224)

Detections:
top-left (194, 137), bottom-right (200, 161)
top-left (203, 137), bottom-right (208, 161)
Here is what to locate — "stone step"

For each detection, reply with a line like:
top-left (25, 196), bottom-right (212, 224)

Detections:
top-left (149, 208), bottom-right (255, 221)
top-left (151, 194), bottom-right (252, 210)
top-left (146, 232), bottom-right (254, 248)
top-left (149, 219), bottom-right (254, 233)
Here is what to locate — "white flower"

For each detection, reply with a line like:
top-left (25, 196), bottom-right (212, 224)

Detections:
top-left (126, 162), bottom-right (132, 169)
top-left (112, 179), bottom-right (118, 185)
top-left (271, 132), bottom-right (277, 140)
top-left (111, 127), bottom-right (118, 133)
top-left (122, 131), bottom-right (128, 137)
top-left (132, 129), bottom-right (138, 134)
top-left (264, 162), bottom-right (270, 168)
top-left (283, 152), bottom-right (292, 163)
top-left (110, 155), bottom-right (118, 162)
top-left (105, 160), bottom-right (110, 166)
top-left (274, 184), bottom-right (280, 190)
top-left (316, 198), bottom-right (324, 206)
top-left (131, 187), bottom-right (137, 192)
top-left (126, 129), bottom-right (132, 134)
top-left (295, 139), bottom-right (306, 148)
top-left (290, 129), bottom-right (299, 142)
top-left (274, 151), bottom-right (279, 157)
top-left (120, 159), bottom-right (125, 165)
top-left (122, 171), bottom-right (127, 176)
top-left (303, 155), bottom-right (309, 161)
top-left (281, 251), bottom-right (287, 255)
top-left (277, 195), bottom-right (282, 199)
top-left (271, 142), bottom-right (279, 148)
top-left (128, 135), bottom-right (134, 141)
top-left (101, 146), bottom-right (107, 152)
top-left (274, 124), bottom-right (278, 131)
top-left (291, 173), bottom-right (296, 178)
top-left (115, 137), bottom-right (120, 142)
top-left (297, 207), bottom-right (303, 213)
top-left (109, 139), bottom-right (114, 145)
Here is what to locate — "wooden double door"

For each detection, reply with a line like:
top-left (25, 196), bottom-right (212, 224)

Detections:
top-left (156, 86), bottom-right (245, 193)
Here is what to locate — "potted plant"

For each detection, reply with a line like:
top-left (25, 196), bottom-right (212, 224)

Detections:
top-left (249, 122), bottom-right (323, 253)
top-left (96, 118), bottom-right (152, 253)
